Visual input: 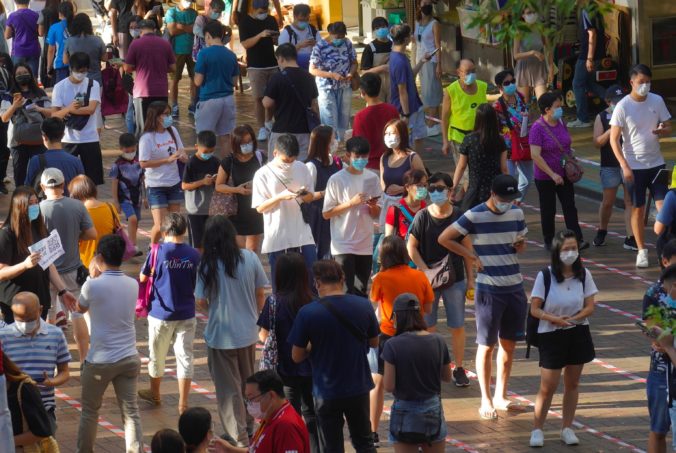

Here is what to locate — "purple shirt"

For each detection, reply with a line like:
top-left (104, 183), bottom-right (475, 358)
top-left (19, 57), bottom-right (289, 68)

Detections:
top-left (529, 118), bottom-right (571, 181)
top-left (125, 34), bottom-right (176, 98)
top-left (6, 9), bottom-right (40, 58)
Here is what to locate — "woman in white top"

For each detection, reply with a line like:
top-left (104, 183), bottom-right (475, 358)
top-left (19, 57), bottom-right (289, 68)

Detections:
top-left (415, 0), bottom-right (442, 137)
top-left (139, 101), bottom-right (188, 243)
top-left (529, 229), bottom-right (597, 448)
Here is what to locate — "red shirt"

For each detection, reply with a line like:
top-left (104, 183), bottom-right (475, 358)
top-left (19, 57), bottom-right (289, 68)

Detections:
top-left (353, 103), bottom-right (400, 170)
top-left (125, 34), bottom-right (176, 98)
top-left (249, 402), bottom-right (310, 453)
top-left (385, 198), bottom-right (426, 239)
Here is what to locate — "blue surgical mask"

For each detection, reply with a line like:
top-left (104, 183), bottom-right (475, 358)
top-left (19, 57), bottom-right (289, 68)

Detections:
top-left (608, 104), bottom-right (615, 114)
top-left (551, 106), bottom-right (563, 120)
top-left (199, 152), bottom-right (213, 160)
top-left (351, 157), bottom-right (368, 171)
top-left (493, 198), bottom-right (512, 214)
top-left (375, 27), bottom-right (389, 40)
top-left (130, 29), bottom-right (141, 39)
top-left (296, 21), bottom-right (308, 30)
top-left (464, 72), bottom-right (476, 85)
top-left (210, 11), bottom-right (221, 20)
top-left (503, 84), bottom-right (517, 96)
top-left (28, 204), bottom-right (40, 221)
top-left (429, 189), bottom-right (447, 206)
top-left (332, 38), bottom-right (344, 47)
top-left (162, 116), bottom-right (173, 129)
top-left (414, 187), bottom-right (428, 200)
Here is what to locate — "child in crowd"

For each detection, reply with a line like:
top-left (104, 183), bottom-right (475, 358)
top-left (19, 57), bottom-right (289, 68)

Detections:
top-left (110, 133), bottom-right (144, 255)
top-left (182, 130), bottom-right (220, 250)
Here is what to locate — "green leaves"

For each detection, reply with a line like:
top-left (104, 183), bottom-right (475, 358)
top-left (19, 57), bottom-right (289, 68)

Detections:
top-left (645, 304), bottom-right (676, 338)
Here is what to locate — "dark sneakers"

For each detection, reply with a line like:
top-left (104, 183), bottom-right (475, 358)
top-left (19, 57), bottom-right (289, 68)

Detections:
top-left (579, 240), bottom-right (590, 251)
top-left (624, 236), bottom-right (638, 251)
top-left (593, 229), bottom-right (607, 246)
top-left (453, 367), bottom-right (470, 387)
top-left (371, 432), bottom-right (380, 448)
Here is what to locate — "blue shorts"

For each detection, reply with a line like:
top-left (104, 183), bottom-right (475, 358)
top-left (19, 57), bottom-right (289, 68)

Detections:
top-left (408, 108), bottom-right (427, 143)
top-left (647, 369), bottom-right (671, 434)
top-left (599, 166), bottom-right (623, 190)
top-left (475, 287), bottom-right (527, 346)
top-left (147, 183), bottom-right (183, 209)
top-left (424, 280), bottom-right (466, 329)
top-left (389, 396), bottom-right (447, 444)
top-left (120, 201), bottom-right (141, 221)
top-left (624, 164), bottom-right (668, 208)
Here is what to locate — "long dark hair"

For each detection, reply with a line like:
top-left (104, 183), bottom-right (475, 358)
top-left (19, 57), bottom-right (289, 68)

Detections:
top-left (144, 101), bottom-right (169, 133)
top-left (178, 407), bottom-right (211, 453)
top-left (274, 252), bottom-right (312, 315)
top-left (473, 103), bottom-right (505, 154)
top-left (198, 216), bottom-right (243, 296)
top-left (550, 229), bottom-right (585, 283)
top-left (3, 186), bottom-right (48, 255)
top-left (379, 236), bottom-right (410, 270)
top-left (58, 1), bottom-right (75, 29)
top-left (383, 119), bottom-right (410, 157)
top-left (306, 125), bottom-right (333, 166)
top-left (13, 64), bottom-right (44, 97)
top-left (231, 124), bottom-right (257, 157)
top-left (69, 12), bottom-right (94, 36)
top-left (394, 309), bottom-right (427, 335)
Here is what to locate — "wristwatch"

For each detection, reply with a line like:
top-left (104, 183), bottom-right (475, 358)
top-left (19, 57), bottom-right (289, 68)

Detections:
top-left (57, 289), bottom-right (68, 297)
top-left (402, 112), bottom-right (411, 118)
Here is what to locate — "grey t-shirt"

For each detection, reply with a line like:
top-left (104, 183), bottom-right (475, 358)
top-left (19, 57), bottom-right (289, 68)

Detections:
top-left (40, 197), bottom-right (94, 273)
top-left (64, 35), bottom-right (106, 84)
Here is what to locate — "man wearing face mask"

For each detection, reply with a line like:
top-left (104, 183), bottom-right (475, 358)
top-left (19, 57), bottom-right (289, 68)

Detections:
top-left (360, 17), bottom-right (392, 103)
top-left (0, 291), bottom-right (71, 428)
top-left (322, 137), bottom-right (381, 297)
top-left (610, 64), bottom-right (672, 269)
top-left (278, 3), bottom-right (316, 71)
top-left (438, 174), bottom-right (529, 420)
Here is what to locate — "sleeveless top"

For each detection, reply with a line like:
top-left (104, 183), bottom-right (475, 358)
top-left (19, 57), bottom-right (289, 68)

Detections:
top-left (415, 19), bottom-right (437, 63)
top-left (383, 152), bottom-right (415, 190)
top-left (446, 80), bottom-right (488, 143)
top-left (599, 110), bottom-right (619, 168)
top-left (309, 157), bottom-right (342, 192)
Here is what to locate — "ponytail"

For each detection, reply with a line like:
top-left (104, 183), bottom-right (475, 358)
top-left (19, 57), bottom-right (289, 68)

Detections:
top-left (59, 1), bottom-right (75, 29)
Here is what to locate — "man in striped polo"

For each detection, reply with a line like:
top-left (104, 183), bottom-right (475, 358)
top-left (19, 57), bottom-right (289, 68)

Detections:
top-left (0, 291), bottom-right (71, 427)
top-left (438, 174), bottom-right (528, 421)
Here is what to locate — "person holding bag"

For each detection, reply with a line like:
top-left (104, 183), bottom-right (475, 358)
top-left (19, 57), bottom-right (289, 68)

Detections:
top-left (529, 92), bottom-right (587, 251)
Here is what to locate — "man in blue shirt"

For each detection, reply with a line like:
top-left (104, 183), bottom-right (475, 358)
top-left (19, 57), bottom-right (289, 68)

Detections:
top-left (289, 259), bottom-right (379, 453)
top-left (194, 20), bottom-right (238, 156)
top-left (24, 117), bottom-right (84, 194)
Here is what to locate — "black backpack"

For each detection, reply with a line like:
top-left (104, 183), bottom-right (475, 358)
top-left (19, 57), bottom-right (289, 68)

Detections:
top-left (525, 267), bottom-right (586, 358)
top-left (284, 24), bottom-right (317, 45)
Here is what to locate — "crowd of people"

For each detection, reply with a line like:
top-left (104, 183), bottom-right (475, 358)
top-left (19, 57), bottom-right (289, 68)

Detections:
top-left (0, 0), bottom-right (673, 452)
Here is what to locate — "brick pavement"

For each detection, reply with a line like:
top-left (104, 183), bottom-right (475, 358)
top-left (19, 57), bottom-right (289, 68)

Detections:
top-left (0, 78), bottom-right (665, 452)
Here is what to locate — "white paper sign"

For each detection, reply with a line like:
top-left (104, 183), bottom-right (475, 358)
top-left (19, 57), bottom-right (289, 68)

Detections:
top-left (28, 230), bottom-right (65, 270)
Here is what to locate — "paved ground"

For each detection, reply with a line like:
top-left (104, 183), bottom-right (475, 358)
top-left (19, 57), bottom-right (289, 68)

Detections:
top-left (1, 72), bottom-right (675, 452)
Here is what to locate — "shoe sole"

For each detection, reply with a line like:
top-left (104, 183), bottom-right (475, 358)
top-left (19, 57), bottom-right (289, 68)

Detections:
top-left (624, 244), bottom-right (639, 251)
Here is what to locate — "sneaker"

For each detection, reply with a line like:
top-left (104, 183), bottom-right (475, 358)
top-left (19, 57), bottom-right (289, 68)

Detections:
top-left (371, 432), bottom-right (380, 448)
top-left (529, 429), bottom-right (544, 447)
top-left (257, 127), bottom-right (270, 142)
top-left (426, 124), bottom-right (441, 137)
top-left (137, 389), bottom-right (161, 405)
top-left (624, 236), bottom-right (638, 251)
top-left (171, 104), bottom-right (179, 118)
top-left (3, 176), bottom-right (11, 183)
top-left (567, 119), bottom-right (592, 128)
top-left (560, 427), bottom-right (579, 445)
top-left (592, 229), bottom-right (607, 246)
top-left (133, 247), bottom-right (143, 257)
top-left (636, 248), bottom-right (649, 268)
top-left (452, 367), bottom-right (470, 387)
top-left (579, 240), bottom-right (590, 251)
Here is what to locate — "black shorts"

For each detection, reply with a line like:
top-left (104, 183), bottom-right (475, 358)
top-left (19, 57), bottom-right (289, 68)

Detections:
top-left (624, 164), bottom-right (668, 208)
top-left (64, 142), bottom-right (104, 185)
top-left (537, 324), bottom-right (595, 370)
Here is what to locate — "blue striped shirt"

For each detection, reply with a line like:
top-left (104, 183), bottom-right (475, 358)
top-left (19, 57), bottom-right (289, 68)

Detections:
top-left (452, 203), bottom-right (527, 293)
top-left (0, 320), bottom-right (71, 411)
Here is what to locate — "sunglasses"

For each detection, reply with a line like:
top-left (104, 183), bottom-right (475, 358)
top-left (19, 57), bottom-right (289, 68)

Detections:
top-left (428, 186), bottom-right (447, 193)
top-left (502, 80), bottom-right (515, 87)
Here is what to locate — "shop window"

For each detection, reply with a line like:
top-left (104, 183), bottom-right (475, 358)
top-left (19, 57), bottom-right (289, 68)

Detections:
top-left (652, 16), bottom-right (676, 66)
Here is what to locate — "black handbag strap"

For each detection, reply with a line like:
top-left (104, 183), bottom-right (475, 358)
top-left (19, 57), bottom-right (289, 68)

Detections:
top-left (319, 298), bottom-right (367, 343)
top-left (281, 70), bottom-right (312, 109)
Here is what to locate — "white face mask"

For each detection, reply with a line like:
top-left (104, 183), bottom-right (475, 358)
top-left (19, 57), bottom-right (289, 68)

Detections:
top-left (72, 71), bottom-right (86, 82)
top-left (559, 250), bottom-right (579, 265)
top-left (240, 143), bottom-right (254, 154)
top-left (636, 82), bottom-right (651, 97)
top-left (524, 13), bottom-right (538, 24)
top-left (493, 198), bottom-right (512, 214)
top-left (15, 319), bottom-right (38, 335)
top-left (122, 152), bottom-right (136, 160)
top-left (384, 133), bottom-right (400, 149)
top-left (181, 0), bottom-right (192, 8)
top-left (247, 401), bottom-right (264, 419)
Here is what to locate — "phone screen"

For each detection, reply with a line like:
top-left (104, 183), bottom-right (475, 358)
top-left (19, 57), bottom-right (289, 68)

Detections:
top-left (636, 321), bottom-right (659, 339)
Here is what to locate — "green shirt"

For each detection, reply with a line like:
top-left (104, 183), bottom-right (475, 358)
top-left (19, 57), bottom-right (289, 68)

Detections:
top-left (165, 6), bottom-right (197, 55)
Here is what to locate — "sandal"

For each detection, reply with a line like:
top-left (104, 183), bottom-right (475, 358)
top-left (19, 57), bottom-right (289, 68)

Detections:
top-left (478, 406), bottom-right (498, 420)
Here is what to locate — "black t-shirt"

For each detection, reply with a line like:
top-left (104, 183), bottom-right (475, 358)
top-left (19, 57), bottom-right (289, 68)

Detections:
top-left (381, 332), bottom-right (450, 401)
top-left (182, 155), bottom-right (220, 215)
top-left (238, 15), bottom-right (279, 69)
top-left (110, 0), bottom-right (134, 32)
top-left (264, 67), bottom-right (319, 133)
top-left (360, 39), bottom-right (392, 70)
top-left (8, 380), bottom-right (55, 437)
top-left (578, 7), bottom-right (605, 61)
top-left (0, 226), bottom-right (51, 310)
top-left (182, 154), bottom-right (221, 183)
top-left (598, 110), bottom-right (619, 168)
top-left (409, 207), bottom-right (465, 282)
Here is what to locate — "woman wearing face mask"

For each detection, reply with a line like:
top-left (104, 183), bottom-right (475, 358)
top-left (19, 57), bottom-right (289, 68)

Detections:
top-left (308, 21), bottom-right (357, 142)
top-left (530, 92), bottom-right (587, 250)
top-left (415, 0), bottom-right (442, 137)
top-left (178, 407), bottom-right (213, 453)
top-left (0, 186), bottom-right (76, 324)
top-left (407, 172), bottom-right (474, 387)
top-left (0, 64), bottom-right (51, 188)
top-left (138, 101), bottom-right (189, 244)
top-left (214, 124), bottom-right (266, 252)
top-left (380, 119), bottom-right (427, 232)
top-left (528, 229), bottom-right (597, 448)
top-left (384, 169), bottom-right (427, 240)
top-left (303, 125), bottom-right (342, 260)
top-left (513, 8), bottom-right (552, 101)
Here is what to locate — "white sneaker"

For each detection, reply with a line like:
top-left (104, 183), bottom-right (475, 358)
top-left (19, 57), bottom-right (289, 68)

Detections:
top-left (426, 124), bottom-right (441, 137)
top-left (257, 127), bottom-right (270, 142)
top-left (560, 427), bottom-right (579, 445)
top-left (264, 120), bottom-right (274, 131)
top-left (636, 248), bottom-right (649, 268)
top-left (529, 429), bottom-right (544, 447)
top-left (567, 119), bottom-right (592, 128)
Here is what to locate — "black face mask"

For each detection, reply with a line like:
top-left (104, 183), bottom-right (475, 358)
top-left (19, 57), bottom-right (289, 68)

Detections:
top-left (16, 74), bottom-right (32, 86)
top-left (421, 4), bottom-right (433, 16)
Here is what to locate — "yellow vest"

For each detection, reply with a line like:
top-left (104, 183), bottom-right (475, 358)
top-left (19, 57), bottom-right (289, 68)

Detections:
top-left (446, 80), bottom-right (488, 143)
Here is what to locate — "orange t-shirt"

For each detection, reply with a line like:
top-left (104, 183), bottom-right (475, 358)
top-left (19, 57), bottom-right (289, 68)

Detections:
top-left (370, 264), bottom-right (435, 336)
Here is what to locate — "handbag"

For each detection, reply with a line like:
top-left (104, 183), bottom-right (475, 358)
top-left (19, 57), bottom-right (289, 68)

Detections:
top-left (423, 254), bottom-right (455, 290)
top-left (537, 119), bottom-right (584, 183)
top-left (106, 203), bottom-right (136, 261)
top-left (17, 380), bottom-right (60, 453)
top-left (135, 243), bottom-right (159, 318)
top-left (281, 70), bottom-right (320, 132)
top-left (65, 78), bottom-right (94, 131)
top-left (259, 295), bottom-right (279, 371)
top-left (209, 156), bottom-right (238, 217)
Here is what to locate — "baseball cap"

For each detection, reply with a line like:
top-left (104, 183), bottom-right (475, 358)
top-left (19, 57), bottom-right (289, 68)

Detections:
top-left (491, 174), bottom-right (521, 201)
top-left (605, 84), bottom-right (624, 103)
top-left (137, 19), bottom-right (156, 30)
top-left (390, 293), bottom-right (421, 319)
top-left (40, 168), bottom-right (65, 187)
top-left (252, 0), bottom-right (269, 9)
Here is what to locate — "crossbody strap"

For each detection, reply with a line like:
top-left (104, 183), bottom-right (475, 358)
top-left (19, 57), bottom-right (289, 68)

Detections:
top-left (319, 298), bottom-right (367, 343)
top-left (281, 70), bottom-right (311, 109)
top-left (267, 164), bottom-right (303, 209)
top-left (537, 118), bottom-right (569, 156)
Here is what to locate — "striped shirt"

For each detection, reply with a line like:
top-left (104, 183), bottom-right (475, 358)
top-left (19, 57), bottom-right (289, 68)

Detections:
top-left (452, 203), bottom-right (527, 293)
top-left (0, 320), bottom-right (71, 411)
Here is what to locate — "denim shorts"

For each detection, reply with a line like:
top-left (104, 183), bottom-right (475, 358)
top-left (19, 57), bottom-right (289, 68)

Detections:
top-left (424, 280), bottom-right (466, 328)
top-left (647, 369), bottom-right (671, 434)
top-left (147, 183), bottom-right (183, 209)
top-left (408, 108), bottom-right (427, 143)
top-left (120, 201), bottom-right (141, 221)
top-left (389, 396), bottom-right (447, 444)
top-left (599, 166), bottom-right (623, 190)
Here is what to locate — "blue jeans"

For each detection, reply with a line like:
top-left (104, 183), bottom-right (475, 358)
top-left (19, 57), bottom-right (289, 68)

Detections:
top-left (0, 375), bottom-right (14, 452)
top-left (268, 244), bottom-right (317, 292)
top-left (318, 86), bottom-right (352, 141)
top-left (507, 159), bottom-right (534, 202)
top-left (572, 59), bottom-right (606, 123)
top-left (424, 280), bottom-right (466, 328)
top-left (389, 396), bottom-right (447, 444)
top-left (125, 94), bottom-right (136, 134)
top-left (12, 55), bottom-right (39, 78)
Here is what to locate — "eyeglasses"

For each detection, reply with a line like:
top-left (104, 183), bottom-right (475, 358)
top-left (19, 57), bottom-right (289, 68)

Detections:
top-left (428, 186), bottom-right (447, 193)
top-left (501, 80), bottom-right (515, 87)
top-left (244, 392), bottom-right (266, 405)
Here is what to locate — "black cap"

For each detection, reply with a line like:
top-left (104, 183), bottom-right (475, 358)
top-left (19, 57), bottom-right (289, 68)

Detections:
top-left (390, 293), bottom-right (421, 319)
top-left (138, 19), bottom-right (156, 30)
top-left (491, 174), bottom-right (521, 201)
top-left (605, 84), bottom-right (624, 103)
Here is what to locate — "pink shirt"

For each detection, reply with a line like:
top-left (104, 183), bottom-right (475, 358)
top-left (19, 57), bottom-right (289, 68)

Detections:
top-left (125, 34), bottom-right (175, 98)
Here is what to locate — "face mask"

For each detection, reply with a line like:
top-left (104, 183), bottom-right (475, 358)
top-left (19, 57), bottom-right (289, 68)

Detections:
top-left (636, 82), bottom-right (651, 97)
top-left (240, 143), bottom-right (254, 154)
top-left (72, 71), bottom-right (86, 82)
top-left (247, 401), bottom-right (264, 419)
top-left (464, 72), bottom-right (476, 85)
top-left (421, 4), bottom-right (433, 16)
top-left (181, 0), bottom-right (192, 8)
top-left (210, 11), bottom-right (221, 20)
top-left (296, 21), bottom-right (308, 30)
top-left (608, 104), bottom-right (615, 114)
top-left (199, 152), bottom-right (213, 160)
top-left (28, 204), bottom-right (40, 221)
top-left (384, 134), bottom-right (400, 149)
top-left (15, 74), bottom-right (32, 85)
top-left (332, 38), bottom-right (344, 47)
top-left (255, 12), bottom-right (268, 21)
top-left (375, 27), bottom-right (389, 40)
top-left (130, 29), bottom-right (141, 38)
top-left (15, 320), bottom-right (38, 335)
top-left (162, 116), bottom-right (173, 129)
top-left (351, 157), bottom-right (368, 171)
top-left (276, 160), bottom-right (293, 171)
top-left (493, 198), bottom-right (512, 213)
top-left (559, 250), bottom-right (579, 265)
top-left (414, 187), bottom-right (428, 200)
top-left (524, 13), bottom-right (538, 24)
top-left (503, 83), bottom-right (517, 96)
top-left (551, 106), bottom-right (563, 120)
top-left (122, 152), bottom-right (136, 160)
top-left (429, 189), bottom-right (447, 206)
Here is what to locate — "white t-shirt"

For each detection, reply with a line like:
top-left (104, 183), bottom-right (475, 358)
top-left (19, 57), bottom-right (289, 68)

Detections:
top-left (609, 93), bottom-right (671, 170)
top-left (278, 24), bottom-right (314, 57)
top-left (323, 168), bottom-right (381, 255)
top-left (51, 77), bottom-right (102, 144)
top-left (138, 127), bottom-right (184, 188)
top-left (530, 267), bottom-right (598, 334)
top-left (251, 160), bottom-right (316, 254)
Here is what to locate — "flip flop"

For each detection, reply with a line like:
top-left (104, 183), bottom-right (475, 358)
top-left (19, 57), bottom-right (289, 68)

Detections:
top-left (493, 400), bottom-right (526, 412)
top-left (478, 407), bottom-right (498, 420)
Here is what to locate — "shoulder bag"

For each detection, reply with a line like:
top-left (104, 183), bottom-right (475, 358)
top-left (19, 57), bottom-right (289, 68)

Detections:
top-left (421, 210), bottom-right (455, 290)
top-left (135, 243), bottom-right (160, 318)
top-left (537, 119), bottom-right (584, 183)
top-left (106, 203), bottom-right (137, 261)
top-left (65, 78), bottom-right (94, 131)
top-left (259, 295), bottom-right (279, 371)
top-left (209, 151), bottom-right (264, 217)
top-left (281, 70), bottom-right (320, 132)
top-left (13, 97), bottom-right (50, 145)
top-left (17, 379), bottom-right (60, 453)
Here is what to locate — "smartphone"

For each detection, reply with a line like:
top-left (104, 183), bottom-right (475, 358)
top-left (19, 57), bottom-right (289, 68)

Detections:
top-left (636, 321), bottom-right (659, 339)
top-left (429, 47), bottom-right (440, 57)
top-left (369, 196), bottom-right (381, 202)
top-left (269, 30), bottom-right (280, 36)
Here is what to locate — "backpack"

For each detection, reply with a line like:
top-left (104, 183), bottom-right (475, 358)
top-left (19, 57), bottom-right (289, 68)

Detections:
top-left (284, 23), bottom-right (317, 45)
top-left (525, 267), bottom-right (586, 358)
top-left (100, 62), bottom-right (128, 117)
